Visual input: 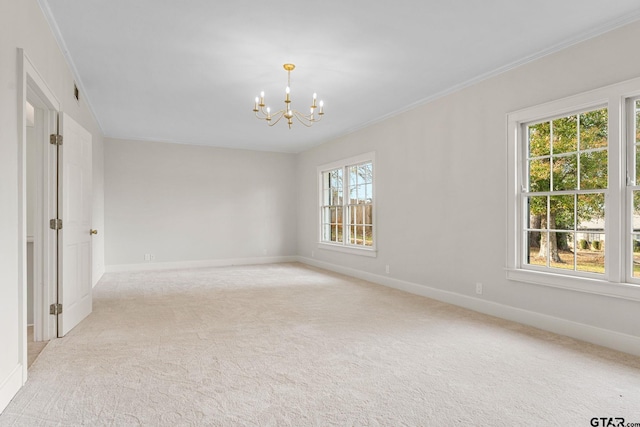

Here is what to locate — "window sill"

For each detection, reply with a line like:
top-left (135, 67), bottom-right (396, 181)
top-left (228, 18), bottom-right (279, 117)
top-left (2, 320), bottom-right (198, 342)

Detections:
top-left (506, 268), bottom-right (640, 302)
top-left (317, 242), bottom-right (377, 257)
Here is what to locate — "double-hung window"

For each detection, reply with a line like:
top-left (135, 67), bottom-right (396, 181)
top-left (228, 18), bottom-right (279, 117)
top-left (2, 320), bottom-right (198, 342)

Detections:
top-left (318, 153), bottom-right (376, 256)
top-left (524, 107), bottom-right (608, 273)
top-left (507, 77), bottom-right (640, 300)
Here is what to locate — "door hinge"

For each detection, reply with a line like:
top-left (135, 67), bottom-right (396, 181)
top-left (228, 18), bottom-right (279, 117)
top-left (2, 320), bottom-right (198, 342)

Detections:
top-left (49, 303), bottom-right (63, 315)
top-left (50, 134), bottom-right (63, 146)
top-left (49, 218), bottom-right (63, 230)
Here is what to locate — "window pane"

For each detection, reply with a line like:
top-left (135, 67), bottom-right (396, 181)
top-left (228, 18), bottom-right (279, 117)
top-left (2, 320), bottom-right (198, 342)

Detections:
top-left (576, 233), bottom-right (604, 273)
top-left (364, 226), bottom-right (373, 246)
top-left (580, 151), bottom-right (607, 190)
top-left (349, 166), bottom-right (357, 187)
top-left (365, 204), bottom-right (373, 225)
top-left (550, 195), bottom-right (574, 230)
top-left (633, 235), bottom-right (640, 278)
top-left (330, 188), bottom-right (341, 205)
top-left (528, 122), bottom-right (551, 157)
top-left (635, 146), bottom-right (640, 185)
top-left (633, 191), bottom-right (640, 233)
top-left (356, 184), bottom-right (365, 204)
top-left (636, 100), bottom-right (640, 143)
top-left (549, 232), bottom-right (574, 270)
top-left (528, 158), bottom-right (550, 192)
top-left (552, 155), bottom-right (577, 191)
top-left (365, 183), bottom-right (372, 201)
top-left (552, 115), bottom-right (578, 154)
top-left (526, 230), bottom-right (547, 267)
top-left (577, 193), bottom-right (605, 231)
top-left (360, 163), bottom-right (372, 181)
top-left (526, 196), bottom-right (547, 230)
top-left (580, 108), bottom-right (608, 150)
top-left (325, 169), bottom-right (343, 205)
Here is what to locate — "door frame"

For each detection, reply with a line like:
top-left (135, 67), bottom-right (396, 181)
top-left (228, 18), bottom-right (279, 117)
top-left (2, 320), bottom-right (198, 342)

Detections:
top-left (18, 49), bottom-right (60, 380)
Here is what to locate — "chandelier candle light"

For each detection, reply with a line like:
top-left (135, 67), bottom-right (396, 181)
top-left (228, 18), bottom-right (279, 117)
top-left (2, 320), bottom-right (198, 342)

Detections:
top-left (253, 63), bottom-right (324, 129)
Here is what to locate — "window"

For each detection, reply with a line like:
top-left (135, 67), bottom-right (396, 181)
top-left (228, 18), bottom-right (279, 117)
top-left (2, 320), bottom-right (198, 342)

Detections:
top-left (507, 78), bottom-right (640, 300)
top-left (319, 153), bottom-right (375, 256)
top-left (524, 108), bottom-right (608, 274)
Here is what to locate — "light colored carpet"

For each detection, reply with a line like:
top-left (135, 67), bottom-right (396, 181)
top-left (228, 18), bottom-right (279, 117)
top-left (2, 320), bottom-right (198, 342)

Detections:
top-left (1, 263), bottom-right (639, 426)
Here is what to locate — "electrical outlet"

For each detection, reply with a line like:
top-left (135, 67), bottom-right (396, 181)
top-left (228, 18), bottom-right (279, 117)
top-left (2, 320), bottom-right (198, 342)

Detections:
top-left (150, 254), bottom-right (155, 261)
top-left (385, 265), bottom-right (390, 274)
top-left (263, 249), bottom-right (267, 255)
top-left (144, 254), bottom-right (150, 261)
top-left (475, 282), bottom-right (483, 295)
top-left (311, 251), bottom-right (315, 257)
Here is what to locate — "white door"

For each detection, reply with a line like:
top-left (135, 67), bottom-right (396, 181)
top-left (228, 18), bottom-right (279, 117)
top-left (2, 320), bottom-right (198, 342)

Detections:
top-left (57, 113), bottom-right (93, 336)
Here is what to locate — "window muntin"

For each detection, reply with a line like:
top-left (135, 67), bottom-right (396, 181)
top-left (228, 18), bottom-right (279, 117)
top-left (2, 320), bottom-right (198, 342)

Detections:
top-left (523, 107), bottom-right (608, 275)
top-left (319, 155), bottom-right (375, 252)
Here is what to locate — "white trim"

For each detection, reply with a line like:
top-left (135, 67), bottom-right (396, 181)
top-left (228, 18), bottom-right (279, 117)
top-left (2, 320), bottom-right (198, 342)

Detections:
top-left (506, 268), bottom-right (640, 302)
top-left (105, 256), bottom-right (298, 273)
top-left (317, 242), bottom-right (377, 257)
top-left (296, 257), bottom-right (640, 357)
top-left (0, 365), bottom-right (24, 414)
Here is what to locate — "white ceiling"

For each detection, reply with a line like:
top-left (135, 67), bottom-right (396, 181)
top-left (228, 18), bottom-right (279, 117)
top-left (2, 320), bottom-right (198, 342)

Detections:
top-left (41, 1), bottom-right (640, 153)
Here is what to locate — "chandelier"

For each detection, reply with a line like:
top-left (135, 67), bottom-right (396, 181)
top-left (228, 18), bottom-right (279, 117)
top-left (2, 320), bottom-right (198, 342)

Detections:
top-left (253, 63), bottom-right (324, 129)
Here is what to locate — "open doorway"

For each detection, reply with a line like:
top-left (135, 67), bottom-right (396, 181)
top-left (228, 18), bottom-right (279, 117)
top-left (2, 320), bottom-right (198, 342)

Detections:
top-left (25, 99), bottom-right (49, 367)
top-left (18, 51), bottom-right (62, 384)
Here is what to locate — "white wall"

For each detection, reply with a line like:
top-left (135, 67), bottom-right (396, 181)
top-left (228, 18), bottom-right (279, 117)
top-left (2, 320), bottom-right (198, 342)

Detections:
top-left (297, 21), bottom-right (640, 350)
top-left (92, 121), bottom-right (105, 285)
top-left (104, 138), bottom-right (297, 269)
top-left (0, 0), bottom-right (105, 412)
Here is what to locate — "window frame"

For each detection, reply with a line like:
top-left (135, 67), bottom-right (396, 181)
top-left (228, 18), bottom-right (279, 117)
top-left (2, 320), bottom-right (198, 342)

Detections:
top-left (507, 78), bottom-right (640, 302)
top-left (317, 152), bottom-right (377, 257)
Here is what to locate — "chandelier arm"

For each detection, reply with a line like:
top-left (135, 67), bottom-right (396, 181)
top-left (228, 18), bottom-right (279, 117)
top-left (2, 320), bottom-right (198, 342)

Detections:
top-left (292, 111), bottom-right (315, 127)
top-left (267, 111), bottom-right (286, 127)
top-left (298, 109), bottom-right (324, 123)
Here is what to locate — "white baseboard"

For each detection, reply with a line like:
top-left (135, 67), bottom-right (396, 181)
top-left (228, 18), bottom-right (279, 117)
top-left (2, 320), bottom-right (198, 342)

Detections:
top-left (0, 364), bottom-right (24, 414)
top-left (106, 256), bottom-right (298, 273)
top-left (297, 256), bottom-right (640, 357)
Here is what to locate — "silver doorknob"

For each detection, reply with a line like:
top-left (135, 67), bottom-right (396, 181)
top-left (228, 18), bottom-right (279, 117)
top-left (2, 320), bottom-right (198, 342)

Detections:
top-left (90, 229), bottom-right (98, 235)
